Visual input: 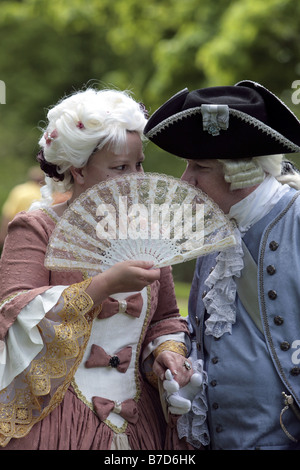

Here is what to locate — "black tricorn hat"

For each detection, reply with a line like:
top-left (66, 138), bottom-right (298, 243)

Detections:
top-left (144, 80), bottom-right (300, 159)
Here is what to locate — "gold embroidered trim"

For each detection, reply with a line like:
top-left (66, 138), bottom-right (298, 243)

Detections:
top-left (41, 208), bottom-right (60, 224)
top-left (71, 378), bottom-right (93, 411)
top-left (41, 207), bottom-right (59, 224)
top-left (0, 278), bottom-right (100, 447)
top-left (153, 340), bottom-right (187, 359)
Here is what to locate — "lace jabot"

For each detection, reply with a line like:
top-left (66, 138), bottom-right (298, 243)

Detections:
top-left (203, 176), bottom-right (290, 337)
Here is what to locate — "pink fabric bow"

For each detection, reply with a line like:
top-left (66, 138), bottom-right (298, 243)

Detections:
top-left (85, 344), bottom-right (132, 373)
top-left (98, 293), bottom-right (143, 319)
top-left (92, 396), bottom-right (139, 424)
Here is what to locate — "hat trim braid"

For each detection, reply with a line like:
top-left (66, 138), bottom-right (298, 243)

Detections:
top-left (146, 107), bottom-right (300, 154)
top-left (145, 108), bottom-right (201, 138)
top-left (230, 109), bottom-right (300, 153)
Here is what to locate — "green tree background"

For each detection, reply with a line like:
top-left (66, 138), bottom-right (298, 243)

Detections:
top-left (1, 0), bottom-right (300, 289)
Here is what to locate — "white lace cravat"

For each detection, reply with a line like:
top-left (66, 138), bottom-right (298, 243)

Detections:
top-left (228, 175), bottom-right (290, 235)
top-left (203, 176), bottom-right (290, 337)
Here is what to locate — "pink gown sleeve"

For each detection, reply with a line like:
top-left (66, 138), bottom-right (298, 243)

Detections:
top-left (0, 210), bottom-right (100, 446)
top-left (0, 210), bottom-right (55, 338)
top-left (0, 210), bottom-right (82, 338)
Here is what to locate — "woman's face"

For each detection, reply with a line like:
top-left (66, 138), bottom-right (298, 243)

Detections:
top-left (72, 131), bottom-right (145, 193)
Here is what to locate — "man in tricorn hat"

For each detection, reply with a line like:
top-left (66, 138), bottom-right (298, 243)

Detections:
top-left (144, 81), bottom-right (300, 450)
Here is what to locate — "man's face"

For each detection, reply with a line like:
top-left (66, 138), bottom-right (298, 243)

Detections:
top-left (181, 159), bottom-right (236, 213)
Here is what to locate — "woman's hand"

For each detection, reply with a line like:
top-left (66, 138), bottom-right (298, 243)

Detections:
top-left (86, 260), bottom-right (160, 306)
top-left (153, 350), bottom-right (193, 388)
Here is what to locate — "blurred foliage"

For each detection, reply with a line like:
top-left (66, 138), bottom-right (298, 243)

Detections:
top-left (174, 281), bottom-right (191, 317)
top-left (0, 0), bottom-right (300, 281)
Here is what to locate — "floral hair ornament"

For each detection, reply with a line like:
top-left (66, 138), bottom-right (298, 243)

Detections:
top-left (44, 129), bottom-right (58, 146)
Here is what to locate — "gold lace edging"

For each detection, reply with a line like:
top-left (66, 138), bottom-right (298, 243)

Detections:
top-left (0, 278), bottom-right (99, 447)
top-left (153, 340), bottom-right (187, 359)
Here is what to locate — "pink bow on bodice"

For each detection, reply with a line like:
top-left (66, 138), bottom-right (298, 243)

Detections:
top-left (85, 344), bottom-right (132, 373)
top-left (98, 293), bottom-right (143, 319)
top-left (92, 396), bottom-right (138, 424)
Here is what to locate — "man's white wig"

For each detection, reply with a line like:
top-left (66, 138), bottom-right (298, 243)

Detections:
top-left (218, 154), bottom-right (284, 190)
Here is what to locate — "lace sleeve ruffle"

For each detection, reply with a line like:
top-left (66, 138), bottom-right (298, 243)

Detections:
top-left (176, 358), bottom-right (209, 448)
top-left (0, 279), bottom-right (99, 447)
top-left (0, 286), bottom-right (66, 390)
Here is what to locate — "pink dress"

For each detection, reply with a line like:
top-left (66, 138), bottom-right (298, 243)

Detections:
top-left (0, 209), bottom-right (190, 450)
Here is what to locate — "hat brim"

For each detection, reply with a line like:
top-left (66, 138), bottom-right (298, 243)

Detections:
top-left (144, 82), bottom-right (300, 159)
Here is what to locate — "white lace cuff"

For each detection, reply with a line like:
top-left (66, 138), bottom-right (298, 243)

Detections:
top-left (177, 358), bottom-right (209, 448)
top-left (0, 285), bottom-right (67, 390)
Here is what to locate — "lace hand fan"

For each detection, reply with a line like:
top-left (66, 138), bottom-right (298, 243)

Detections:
top-left (45, 173), bottom-right (236, 276)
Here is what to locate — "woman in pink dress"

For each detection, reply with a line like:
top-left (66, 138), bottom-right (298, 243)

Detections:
top-left (0, 87), bottom-right (192, 450)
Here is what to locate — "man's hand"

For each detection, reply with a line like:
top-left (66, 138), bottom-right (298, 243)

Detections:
top-left (162, 366), bottom-right (203, 415)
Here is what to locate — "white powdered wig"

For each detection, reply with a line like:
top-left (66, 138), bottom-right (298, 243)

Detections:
top-left (37, 87), bottom-right (147, 199)
top-left (218, 154), bottom-right (284, 190)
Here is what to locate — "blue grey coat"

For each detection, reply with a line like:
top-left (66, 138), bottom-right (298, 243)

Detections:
top-left (188, 188), bottom-right (300, 449)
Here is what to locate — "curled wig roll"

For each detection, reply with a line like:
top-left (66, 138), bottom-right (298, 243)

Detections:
top-left (37, 87), bottom-right (148, 196)
top-left (218, 154), bottom-right (284, 190)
